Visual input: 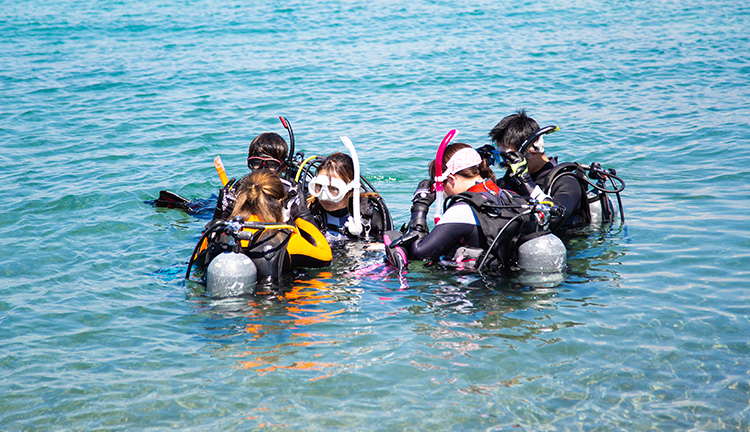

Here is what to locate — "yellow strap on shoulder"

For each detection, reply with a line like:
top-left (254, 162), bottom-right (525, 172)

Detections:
top-left (295, 155), bottom-right (319, 183)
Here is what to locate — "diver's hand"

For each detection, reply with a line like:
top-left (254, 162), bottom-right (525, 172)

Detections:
top-left (476, 144), bottom-right (496, 166)
top-left (501, 151), bottom-right (551, 201)
top-left (500, 150), bottom-right (529, 178)
top-left (212, 177), bottom-right (237, 220)
top-left (411, 179), bottom-right (435, 215)
top-left (500, 151), bottom-right (538, 197)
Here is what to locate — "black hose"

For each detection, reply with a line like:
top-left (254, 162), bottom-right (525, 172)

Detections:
top-left (185, 221), bottom-right (225, 279)
top-left (279, 116), bottom-right (296, 180)
top-left (475, 210), bottom-right (532, 274)
top-left (549, 170), bottom-right (625, 194)
top-left (609, 175), bottom-right (626, 223)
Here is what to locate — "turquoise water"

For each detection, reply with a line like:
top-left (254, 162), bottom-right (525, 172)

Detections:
top-left (2, 0), bottom-right (750, 429)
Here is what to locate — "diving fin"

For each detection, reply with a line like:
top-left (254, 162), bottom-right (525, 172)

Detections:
top-left (154, 190), bottom-right (192, 211)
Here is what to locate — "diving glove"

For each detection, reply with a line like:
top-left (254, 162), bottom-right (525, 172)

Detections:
top-left (212, 177), bottom-right (237, 221)
top-left (500, 151), bottom-right (550, 202)
top-left (408, 179), bottom-right (435, 240)
top-left (411, 179), bottom-right (435, 214)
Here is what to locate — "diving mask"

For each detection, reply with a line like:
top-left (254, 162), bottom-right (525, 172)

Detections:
top-left (308, 175), bottom-right (356, 203)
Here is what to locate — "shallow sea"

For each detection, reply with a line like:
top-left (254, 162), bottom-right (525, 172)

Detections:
top-left (2, 0), bottom-right (750, 430)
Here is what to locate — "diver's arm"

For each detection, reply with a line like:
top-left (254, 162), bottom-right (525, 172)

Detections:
top-left (284, 180), bottom-right (317, 225)
top-left (409, 222), bottom-right (475, 260)
top-left (548, 175), bottom-right (582, 229)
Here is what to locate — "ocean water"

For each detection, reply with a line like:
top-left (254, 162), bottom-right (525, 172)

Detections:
top-left (2, 0), bottom-right (750, 430)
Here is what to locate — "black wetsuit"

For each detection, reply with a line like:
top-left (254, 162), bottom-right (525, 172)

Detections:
top-left (210, 174), bottom-right (314, 226)
top-left (500, 158), bottom-right (585, 230)
top-left (309, 194), bottom-right (392, 242)
top-left (532, 160), bottom-right (585, 229)
top-left (409, 180), bottom-right (522, 264)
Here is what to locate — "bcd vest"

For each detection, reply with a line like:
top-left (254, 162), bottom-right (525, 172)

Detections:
top-left (445, 184), bottom-right (542, 273)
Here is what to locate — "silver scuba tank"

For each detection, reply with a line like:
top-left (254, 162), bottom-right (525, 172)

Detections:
top-left (587, 190), bottom-right (616, 224)
top-left (206, 251), bottom-right (258, 298)
top-left (517, 233), bottom-right (566, 274)
top-left (514, 233), bottom-right (566, 286)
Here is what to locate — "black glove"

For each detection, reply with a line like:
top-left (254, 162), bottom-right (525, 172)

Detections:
top-left (476, 144), bottom-right (496, 166)
top-left (410, 179), bottom-right (435, 215)
top-left (500, 151), bottom-right (537, 197)
top-left (407, 179), bottom-right (435, 239)
top-left (211, 177), bottom-right (237, 221)
top-left (384, 230), bottom-right (411, 271)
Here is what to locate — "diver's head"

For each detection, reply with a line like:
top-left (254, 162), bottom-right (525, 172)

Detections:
top-left (247, 132), bottom-right (288, 174)
top-left (488, 109), bottom-right (549, 172)
top-left (309, 152), bottom-right (356, 212)
top-left (231, 170), bottom-right (287, 222)
top-left (430, 143), bottom-right (494, 196)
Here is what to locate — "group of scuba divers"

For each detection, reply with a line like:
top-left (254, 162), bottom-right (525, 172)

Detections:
top-left (177, 110), bottom-right (626, 297)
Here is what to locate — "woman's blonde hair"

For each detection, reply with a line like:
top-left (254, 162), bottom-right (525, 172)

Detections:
top-left (231, 170), bottom-right (287, 222)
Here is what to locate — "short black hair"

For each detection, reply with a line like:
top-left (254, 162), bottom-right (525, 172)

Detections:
top-left (247, 132), bottom-right (288, 161)
top-left (488, 109), bottom-right (539, 151)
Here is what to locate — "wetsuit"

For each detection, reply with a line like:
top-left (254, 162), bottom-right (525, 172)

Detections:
top-left (309, 194), bottom-right (392, 242)
top-left (500, 158), bottom-right (585, 230)
top-left (210, 174), bottom-right (315, 226)
top-left (409, 180), bottom-right (523, 264)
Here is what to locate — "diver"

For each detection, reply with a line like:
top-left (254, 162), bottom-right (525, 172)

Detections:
top-left (188, 169), bottom-right (332, 296)
top-left (210, 129), bottom-right (314, 226)
top-left (385, 142), bottom-right (560, 274)
top-left (306, 150), bottom-right (392, 242)
top-left (480, 109), bottom-right (622, 230)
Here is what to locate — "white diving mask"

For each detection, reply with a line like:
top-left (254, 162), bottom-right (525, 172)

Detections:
top-left (308, 174), bottom-right (356, 203)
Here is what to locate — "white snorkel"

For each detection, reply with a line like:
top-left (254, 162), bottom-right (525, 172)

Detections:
top-left (340, 136), bottom-right (362, 236)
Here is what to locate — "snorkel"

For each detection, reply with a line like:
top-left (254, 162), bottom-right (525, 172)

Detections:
top-left (434, 129), bottom-right (457, 224)
top-left (518, 125), bottom-right (560, 154)
top-left (339, 136), bottom-right (362, 236)
top-left (213, 155), bottom-right (229, 187)
top-left (279, 116), bottom-right (296, 180)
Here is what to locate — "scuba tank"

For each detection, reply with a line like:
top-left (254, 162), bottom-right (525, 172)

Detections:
top-left (206, 252), bottom-right (257, 298)
top-left (186, 217), bottom-right (297, 297)
top-left (544, 161), bottom-right (626, 225)
top-left (516, 233), bottom-right (566, 274)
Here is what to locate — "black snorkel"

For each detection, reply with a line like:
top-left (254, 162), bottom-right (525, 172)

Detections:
top-left (518, 125), bottom-right (560, 154)
top-left (279, 116), bottom-right (296, 180)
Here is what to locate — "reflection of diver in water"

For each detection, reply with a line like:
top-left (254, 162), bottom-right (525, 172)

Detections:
top-left (188, 271), bottom-right (347, 381)
top-left (558, 224), bottom-right (627, 285)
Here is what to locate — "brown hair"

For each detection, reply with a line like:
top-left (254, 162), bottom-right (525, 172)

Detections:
top-left (230, 170), bottom-right (287, 222)
top-left (307, 152), bottom-right (380, 214)
top-left (428, 143), bottom-right (495, 182)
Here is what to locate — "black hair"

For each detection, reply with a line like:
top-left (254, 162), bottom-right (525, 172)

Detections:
top-left (248, 132), bottom-right (288, 161)
top-left (488, 109), bottom-right (539, 151)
